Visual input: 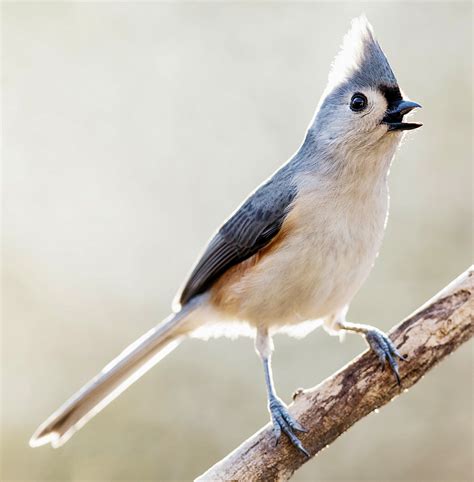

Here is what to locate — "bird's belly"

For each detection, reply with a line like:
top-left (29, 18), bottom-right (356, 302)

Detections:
top-left (220, 207), bottom-right (386, 328)
top-left (246, 240), bottom-right (373, 325)
top-left (208, 180), bottom-right (389, 330)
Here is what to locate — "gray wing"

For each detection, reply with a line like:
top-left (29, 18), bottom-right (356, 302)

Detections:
top-left (178, 177), bottom-right (296, 306)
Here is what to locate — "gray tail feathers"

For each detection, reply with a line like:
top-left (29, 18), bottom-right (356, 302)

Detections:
top-left (30, 307), bottom-right (194, 448)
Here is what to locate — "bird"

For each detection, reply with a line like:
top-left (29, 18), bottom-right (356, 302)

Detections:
top-left (30, 16), bottom-right (422, 455)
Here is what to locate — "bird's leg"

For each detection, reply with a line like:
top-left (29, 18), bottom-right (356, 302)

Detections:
top-left (255, 327), bottom-right (309, 457)
top-left (327, 313), bottom-right (407, 385)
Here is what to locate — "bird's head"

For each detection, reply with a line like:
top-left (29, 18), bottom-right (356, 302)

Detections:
top-left (311, 16), bottom-right (422, 153)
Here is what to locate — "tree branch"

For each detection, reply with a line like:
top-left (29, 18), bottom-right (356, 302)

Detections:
top-left (197, 267), bottom-right (474, 481)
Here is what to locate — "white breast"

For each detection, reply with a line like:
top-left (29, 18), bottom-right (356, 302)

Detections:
top-left (236, 172), bottom-right (389, 329)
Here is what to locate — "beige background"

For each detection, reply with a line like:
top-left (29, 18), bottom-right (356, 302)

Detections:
top-left (2, 2), bottom-right (472, 481)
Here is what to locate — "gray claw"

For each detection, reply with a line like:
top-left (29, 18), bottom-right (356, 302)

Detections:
top-left (366, 329), bottom-right (404, 386)
top-left (268, 397), bottom-right (309, 457)
top-left (273, 419), bottom-right (282, 442)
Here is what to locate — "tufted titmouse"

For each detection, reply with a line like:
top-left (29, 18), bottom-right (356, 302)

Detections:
top-left (30, 16), bottom-right (421, 455)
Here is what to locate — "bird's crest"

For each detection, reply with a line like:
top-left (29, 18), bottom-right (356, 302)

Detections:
top-left (327, 15), bottom-right (398, 91)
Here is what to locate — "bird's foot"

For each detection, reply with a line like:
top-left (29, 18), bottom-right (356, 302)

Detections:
top-left (365, 329), bottom-right (407, 385)
top-left (268, 396), bottom-right (309, 457)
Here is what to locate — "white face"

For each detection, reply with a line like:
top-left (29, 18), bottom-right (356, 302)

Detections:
top-left (346, 88), bottom-right (389, 136)
top-left (318, 87), bottom-right (398, 151)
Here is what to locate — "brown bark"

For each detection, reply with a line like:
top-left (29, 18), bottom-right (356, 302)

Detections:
top-left (197, 267), bottom-right (474, 481)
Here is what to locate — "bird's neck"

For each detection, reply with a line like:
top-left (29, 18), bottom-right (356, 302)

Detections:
top-left (297, 129), bottom-right (401, 198)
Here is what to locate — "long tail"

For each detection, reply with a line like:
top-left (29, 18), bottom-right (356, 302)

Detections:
top-left (30, 305), bottom-right (196, 448)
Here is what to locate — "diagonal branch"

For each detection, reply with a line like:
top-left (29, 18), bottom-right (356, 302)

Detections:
top-left (197, 267), bottom-right (474, 481)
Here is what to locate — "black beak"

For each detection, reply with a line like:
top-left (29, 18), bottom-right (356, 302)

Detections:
top-left (382, 99), bottom-right (422, 131)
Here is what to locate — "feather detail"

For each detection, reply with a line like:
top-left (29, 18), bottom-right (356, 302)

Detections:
top-left (326, 15), bottom-right (397, 92)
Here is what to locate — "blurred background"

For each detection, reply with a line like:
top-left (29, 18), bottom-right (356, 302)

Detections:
top-left (2, 2), bottom-right (472, 481)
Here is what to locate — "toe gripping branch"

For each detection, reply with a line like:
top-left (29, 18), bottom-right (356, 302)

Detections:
top-left (365, 329), bottom-right (407, 385)
top-left (269, 396), bottom-right (309, 457)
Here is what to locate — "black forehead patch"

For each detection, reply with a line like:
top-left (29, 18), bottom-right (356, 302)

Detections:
top-left (379, 85), bottom-right (402, 104)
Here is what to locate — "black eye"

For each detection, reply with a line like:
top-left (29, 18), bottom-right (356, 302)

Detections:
top-left (350, 93), bottom-right (368, 112)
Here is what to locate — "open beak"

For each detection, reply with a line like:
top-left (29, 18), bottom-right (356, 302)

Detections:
top-left (382, 99), bottom-right (422, 131)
